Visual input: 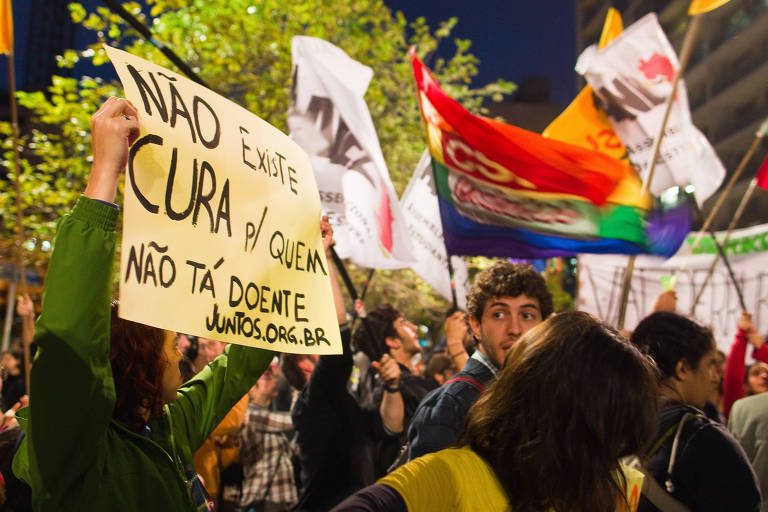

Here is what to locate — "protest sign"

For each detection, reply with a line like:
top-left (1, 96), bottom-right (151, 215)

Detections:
top-left (105, 45), bottom-right (342, 354)
top-left (579, 223), bottom-right (768, 354)
top-left (401, 151), bottom-right (469, 309)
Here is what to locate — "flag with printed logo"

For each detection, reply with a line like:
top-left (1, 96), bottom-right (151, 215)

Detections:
top-left (287, 36), bottom-right (415, 270)
top-left (576, 13), bottom-right (725, 203)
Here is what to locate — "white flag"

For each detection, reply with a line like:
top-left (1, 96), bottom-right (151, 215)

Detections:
top-left (287, 36), bottom-right (415, 269)
top-left (401, 151), bottom-right (469, 309)
top-left (576, 13), bottom-right (725, 203)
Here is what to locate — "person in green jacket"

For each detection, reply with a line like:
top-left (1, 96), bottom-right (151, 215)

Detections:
top-left (11, 96), bottom-right (323, 511)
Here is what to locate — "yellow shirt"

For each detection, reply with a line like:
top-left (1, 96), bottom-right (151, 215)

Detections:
top-left (379, 446), bottom-right (644, 512)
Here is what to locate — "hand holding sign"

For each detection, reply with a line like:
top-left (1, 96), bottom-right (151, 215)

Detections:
top-left (84, 97), bottom-right (140, 203)
top-left (105, 45), bottom-right (341, 355)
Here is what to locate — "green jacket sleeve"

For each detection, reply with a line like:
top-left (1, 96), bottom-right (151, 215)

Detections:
top-left (164, 343), bottom-right (274, 464)
top-left (19, 196), bottom-right (119, 490)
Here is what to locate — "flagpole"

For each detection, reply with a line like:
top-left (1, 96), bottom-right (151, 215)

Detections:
top-left (446, 256), bottom-right (458, 309)
top-left (689, 178), bottom-right (759, 315)
top-left (616, 14), bottom-right (703, 329)
top-left (686, 191), bottom-right (747, 311)
top-left (677, 121), bottom-right (767, 268)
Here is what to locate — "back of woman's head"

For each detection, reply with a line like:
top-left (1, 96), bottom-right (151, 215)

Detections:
top-left (459, 311), bottom-right (658, 512)
top-left (109, 301), bottom-right (166, 431)
top-left (630, 312), bottom-right (714, 380)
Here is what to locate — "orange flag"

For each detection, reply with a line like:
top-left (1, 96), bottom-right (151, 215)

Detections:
top-left (542, 8), bottom-right (626, 164)
top-left (0, 0), bottom-right (13, 55)
top-left (688, 0), bottom-right (731, 15)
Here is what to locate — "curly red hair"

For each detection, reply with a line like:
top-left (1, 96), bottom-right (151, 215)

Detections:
top-left (109, 301), bottom-right (167, 431)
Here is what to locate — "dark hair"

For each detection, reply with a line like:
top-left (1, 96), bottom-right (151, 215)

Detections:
top-left (466, 262), bottom-right (553, 322)
top-left (184, 336), bottom-right (199, 362)
top-left (458, 311), bottom-right (658, 512)
top-left (109, 301), bottom-right (167, 431)
top-left (425, 352), bottom-right (456, 381)
top-left (630, 312), bottom-right (715, 380)
top-left (352, 304), bottom-right (401, 360)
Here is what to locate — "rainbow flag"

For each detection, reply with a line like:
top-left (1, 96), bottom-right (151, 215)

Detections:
top-left (411, 51), bottom-right (691, 259)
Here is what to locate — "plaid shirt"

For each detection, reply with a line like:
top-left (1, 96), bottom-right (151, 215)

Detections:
top-left (238, 403), bottom-right (298, 509)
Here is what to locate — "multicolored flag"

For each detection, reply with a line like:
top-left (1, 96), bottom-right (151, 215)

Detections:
top-left (688, 0), bottom-right (731, 15)
top-left (0, 0), bottom-right (12, 55)
top-left (576, 13), bottom-right (725, 203)
top-left (288, 36), bottom-right (414, 269)
top-left (411, 51), bottom-right (691, 259)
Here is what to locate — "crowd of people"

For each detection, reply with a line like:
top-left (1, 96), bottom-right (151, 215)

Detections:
top-left (0, 98), bottom-right (766, 512)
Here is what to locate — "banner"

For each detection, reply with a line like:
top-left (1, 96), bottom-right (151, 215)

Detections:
top-left (579, 223), bottom-right (768, 354)
top-left (106, 45), bottom-right (342, 354)
top-left (287, 36), bottom-right (415, 270)
top-left (401, 151), bottom-right (469, 309)
top-left (576, 13), bottom-right (725, 203)
top-left (411, 50), bottom-right (691, 260)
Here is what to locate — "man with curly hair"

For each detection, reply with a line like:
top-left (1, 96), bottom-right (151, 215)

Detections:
top-left (406, 261), bottom-right (553, 460)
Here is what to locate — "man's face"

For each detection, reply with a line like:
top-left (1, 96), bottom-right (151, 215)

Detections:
top-left (684, 348), bottom-right (719, 409)
top-left (393, 316), bottom-right (420, 356)
top-left (469, 295), bottom-right (543, 369)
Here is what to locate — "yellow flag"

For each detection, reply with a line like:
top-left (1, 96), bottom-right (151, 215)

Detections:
top-left (0, 0), bottom-right (13, 55)
top-left (688, 0), bottom-right (731, 15)
top-left (598, 7), bottom-right (623, 49)
top-left (543, 8), bottom-right (625, 162)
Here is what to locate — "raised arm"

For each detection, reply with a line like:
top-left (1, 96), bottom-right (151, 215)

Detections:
top-left (17, 97), bottom-right (139, 487)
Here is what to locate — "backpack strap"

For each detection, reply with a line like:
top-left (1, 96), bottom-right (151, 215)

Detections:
top-left (636, 465), bottom-right (692, 512)
top-left (444, 376), bottom-right (485, 393)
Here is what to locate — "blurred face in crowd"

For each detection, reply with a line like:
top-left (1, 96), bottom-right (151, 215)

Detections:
top-left (1, 353), bottom-right (20, 375)
top-left (746, 362), bottom-right (768, 395)
top-left (161, 330), bottom-right (183, 404)
top-left (393, 316), bottom-right (420, 357)
top-left (681, 348), bottom-right (719, 409)
top-left (197, 338), bottom-right (225, 365)
top-left (468, 295), bottom-right (542, 369)
top-left (252, 364), bottom-right (280, 401)
top-left (175, 334), bottom-right (192, 354)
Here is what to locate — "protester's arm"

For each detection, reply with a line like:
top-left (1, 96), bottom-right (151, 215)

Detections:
top-left (444, 311), bottom-right (469, 370)
top-left (21, 98), bottom-right (137, 487)
top-left (330, 484), bottom-right (407, 512)
top-left (16, 294), bottom-right (35, 346)
top-left (323, 216), bottom-right (348, 325)
top-left (372, 354), bottom-right (403, 434)
top-left (723, 312), bottom-right (752, 419)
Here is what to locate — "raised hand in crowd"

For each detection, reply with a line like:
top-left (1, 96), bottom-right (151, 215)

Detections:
top-left (372, 354), bottom-right (404, 434)
top-left (738, 311), bottom-right (764, 349)
top-left (84, 96), bottom-right (139, 203)
top-left (15, 294), bottom-right (34, 318)
top-left (651, 289), bottom-right (677, 314)
top-left (444, 310), bottom-right (469, 370)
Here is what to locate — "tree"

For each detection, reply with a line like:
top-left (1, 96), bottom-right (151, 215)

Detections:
top-left (0, 0), bottom-right (515, 331)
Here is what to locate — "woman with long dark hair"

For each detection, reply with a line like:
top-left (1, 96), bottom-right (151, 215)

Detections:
top-left (333, 311), bottom-right (658, 512)
top-left (10, 97), bottom-right (322, 511)
top-left (630, 312), bottom-right (760, 512)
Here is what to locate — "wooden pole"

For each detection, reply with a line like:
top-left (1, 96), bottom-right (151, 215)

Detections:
top-left (680, 128), bottom-right (765, 262)
top-left (6, 47), bottom-right (31, 395)
top-left (689, 179), bottom-right (759, 315)
top-left (616, 15), bottom-right (702, 329)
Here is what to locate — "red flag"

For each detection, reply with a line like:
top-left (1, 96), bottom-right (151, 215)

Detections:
top-left (757, 153), bottom-right (768, 190)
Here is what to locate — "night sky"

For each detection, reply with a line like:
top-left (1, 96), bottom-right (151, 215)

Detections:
top-left (3, 1), bottom-right (577, 108)
top-left (385, 0), bottom-right (578, 108)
